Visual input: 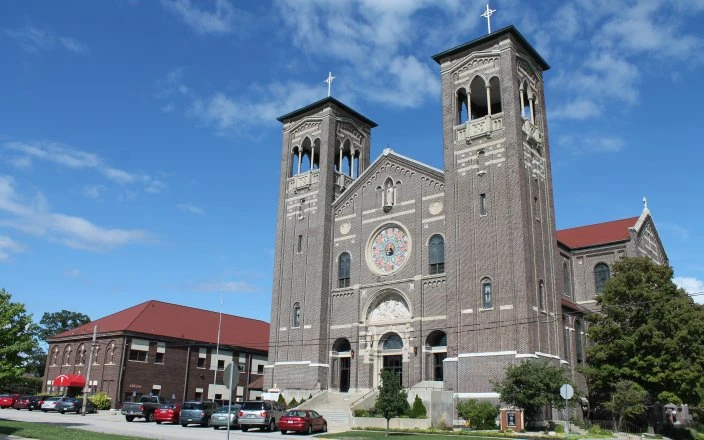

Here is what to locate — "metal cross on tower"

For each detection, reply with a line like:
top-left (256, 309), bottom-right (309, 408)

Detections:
top-left (324, 72), bottom-right (335, 97)
top-left (481, 3), bottom-right (496, 34)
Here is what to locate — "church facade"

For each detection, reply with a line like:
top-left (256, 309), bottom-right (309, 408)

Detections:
top-left (264, 26), bottom-right (668, 397)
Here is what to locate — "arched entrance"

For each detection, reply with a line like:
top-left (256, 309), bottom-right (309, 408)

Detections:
top-left (426, 331), bottom-right (447, 381)
top-left (331, 338), bottom-right (352, 392)
top-left (380, 333), bottom-right (403, 386)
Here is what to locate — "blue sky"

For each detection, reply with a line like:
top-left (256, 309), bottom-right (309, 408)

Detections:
top-left (2, 0), bottom-right (704, 327)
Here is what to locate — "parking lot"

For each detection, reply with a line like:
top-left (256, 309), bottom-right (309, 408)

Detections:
top-left (0, 408), bottom-right (309, 440)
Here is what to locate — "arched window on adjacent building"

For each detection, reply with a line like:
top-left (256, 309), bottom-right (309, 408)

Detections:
top-left (538, 280), bottom-right (546, 311)
top-left (50, 346), bottom-right (59, 366)
top-left (563, 315), bottom-right (571, 363)
top-left (594, 263), bottom-right (610, 293)
top-left (563, 260), bottom-right (572, 298)
top-left (575, 319), bottom-right (585, 366)
top-left (77, 344), bottom-right (86, 365)
top-left (338, 252), bottom-right (351, 288)
top-left (292, 303), bottom-right (301, 328)
top-left (62, 346), bottom-right (72, 365)
top-left (481, 278), bottom-right (492, 308)
top-left (429, 235), bottom-right (445, 274)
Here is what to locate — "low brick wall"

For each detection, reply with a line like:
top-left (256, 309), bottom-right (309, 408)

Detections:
top-left (352, 417), bottom-right (431, 430)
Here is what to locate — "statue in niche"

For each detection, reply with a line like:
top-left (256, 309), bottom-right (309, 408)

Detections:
top-left (383, 178), bottom-right (396, 212)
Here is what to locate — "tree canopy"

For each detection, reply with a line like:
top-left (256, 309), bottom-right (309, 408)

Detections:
top-left (603, 380), bottom-right (648, 430)
top-left (584, 257), bottom-right (704, 406)
top-left (491, 360), bottom-right (571, 418)
top-left (375, 369), bottom-right (409, 434)
top-left (0, 288), bottom-right (38, 382)
top-left (38, 309), bottom-right (91, 341)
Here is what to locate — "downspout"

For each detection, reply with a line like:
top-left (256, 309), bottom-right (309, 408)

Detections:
top-left (182, 345), bottom-right (191, 403)
top-left (116, 336), bottom-right (128, 406)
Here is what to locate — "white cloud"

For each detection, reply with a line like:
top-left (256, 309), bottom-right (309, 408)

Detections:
top-left (0, 175), bottom-right (151, 251)
top-left (82, 184), bottom-right (105, 199)
top-left (550, 99), bottom-right (602, 120)
top-left (194, 281), bottom-right (257, 293)
top-left (8, 156), bottom-right (32, 169)
top-left (556, 134), bottom-right (625, 155)
top-left (161, 0), bottom-right (242, 35)
top-left (176, 203), bottom-right (205, 215)
top-left (4, 141), bottom-right (166, 194)
top-left (0, 235), bottom-right (25, 262)
top-left (64, 268), bottom-right (81, 278)
top-left (674, 277), bottom-right (704, 304)
top-left (4, 26), bottom-right (88, 54)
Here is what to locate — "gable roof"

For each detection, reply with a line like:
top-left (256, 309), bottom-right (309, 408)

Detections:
top-left (432, 25), bottom-right (550, 70)
top-left (48, 300), bottom-right (269, 353)
top-left (556, 217), bottom-right (639, 250)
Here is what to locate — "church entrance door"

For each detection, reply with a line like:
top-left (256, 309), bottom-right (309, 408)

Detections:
top-left (339, 358), bottom-right (350, 392)
top-left (383, 355), bottom-right (402, 386)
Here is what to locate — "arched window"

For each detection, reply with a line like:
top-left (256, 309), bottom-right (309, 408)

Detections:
top-left (563, 261), bottom-right (572, 297)
top-left (538, 280), bottom-right (546, 311)
top-left (470, 76), bottom-right (488, 119)
top-left (429, 235), bottom-right (444, 274)
top-left (50, 347), bottom-right (59, 366)
top-left (562, 315), bottom-right (571, 363)
top-left (594, 263), bottom-right (610, 293)
top-left (381, 334), bottom-right (403, 350)
top-left (105, 341), bottom-right (116, 365)
top-left (292, 303), bottom-right (301, 328)
top-left (77, 344), bottom-right (86, 365)
top-left (520, 80), bottom-right (532, 121)
top-left (338, 252), bottom-right (351, 288)
top-left (481, 278), bottom-right (492, 308)
top-left (488, 76), bottom-right (502, 115)
top-left (575, 319), bottom-right (584, 366)
top-left (62, 346), bottom-right (72, 365)
top-left (457, 88), bottom-right (468, 124)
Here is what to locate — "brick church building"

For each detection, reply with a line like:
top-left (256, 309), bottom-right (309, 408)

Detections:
top-left (264, 26), bottom-right (668, 399)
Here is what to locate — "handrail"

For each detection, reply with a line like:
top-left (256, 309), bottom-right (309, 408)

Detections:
top-left (350, 388), bottom-right (378, 409)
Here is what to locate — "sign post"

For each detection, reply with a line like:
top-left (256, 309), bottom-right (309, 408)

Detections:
top-left (223, 363), bottom-right (237, 440)
top-left (560, 384), bottom-right (574, 437)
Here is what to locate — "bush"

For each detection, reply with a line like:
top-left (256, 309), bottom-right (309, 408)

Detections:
top-left (587, 425), bottom-right (613, 437)
top-left (407, 395), bottom-right (427, 418)
top-left (277, 394), bottom-right (287, 409)
top-left (354, 408), bottom-right (380, 417)
top-left (288, 397), bottom-right (299, 408)
top-left (554, 424), bottom-right (564, 433)
top-left (89, 392), bottom-right (112, 410)
top-left (456, 399), bottom-right (499, 430)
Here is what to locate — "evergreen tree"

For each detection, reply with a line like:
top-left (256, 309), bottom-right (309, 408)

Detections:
top-left (375, 369), bottom-right (409, 436)
top-left (584, 257), bottom-right (704, 406)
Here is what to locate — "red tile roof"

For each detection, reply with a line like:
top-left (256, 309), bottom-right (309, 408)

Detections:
top-left (49, 300), bottom-right (269, 353)
top-left (556, 216), bottom-right (639, 249)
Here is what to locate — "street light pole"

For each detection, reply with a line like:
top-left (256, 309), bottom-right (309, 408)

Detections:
top-left (82, 325), bottom-right (97, 416)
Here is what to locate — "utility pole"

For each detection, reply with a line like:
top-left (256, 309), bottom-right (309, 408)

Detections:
top-left (82, 325), bottom-right (97, 416)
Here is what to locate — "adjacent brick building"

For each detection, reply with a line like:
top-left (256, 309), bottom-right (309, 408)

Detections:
top-left (44, 300), bottom-right (269, 407)
top-left (264, 25), bottom-right (667, 398)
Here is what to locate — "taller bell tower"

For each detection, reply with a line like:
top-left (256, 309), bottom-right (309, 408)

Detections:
top-left (265, 97), bottom-right (376, 390)
top-left (433, 27), bottom-right (562, 392)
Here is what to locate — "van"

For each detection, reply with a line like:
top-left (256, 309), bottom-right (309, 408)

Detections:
top-left (238, 400), bottom-right (285, 432)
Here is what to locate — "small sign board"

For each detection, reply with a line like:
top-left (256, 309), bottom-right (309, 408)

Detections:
top-left (560, 383), bottom-right (574, 400)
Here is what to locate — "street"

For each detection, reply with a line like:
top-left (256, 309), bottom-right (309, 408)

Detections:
top-left (0, 409), bottom-right (317, 440)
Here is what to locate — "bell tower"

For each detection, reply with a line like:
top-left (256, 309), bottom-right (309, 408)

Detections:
top-left (433, 26), bottom-right (562, 392)
top-left (265, 97), bottom-right (376, 390)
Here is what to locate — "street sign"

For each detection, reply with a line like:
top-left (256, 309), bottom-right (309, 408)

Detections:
top-left (560, 383), bottom-right (574, 400)
top-left (223, 363), bottom-right (235, 388)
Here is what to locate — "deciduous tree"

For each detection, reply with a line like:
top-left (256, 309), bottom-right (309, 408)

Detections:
top-left (38, 309), bottom-right (91, 341)
top-left (603, 380), bottom-right (648, 430)
top-left (0, 288), bottom-right (38, 381)
top-left (584, 257), bottom-right (704, 407)
top-left (375, 369), bottom-right (409, 435)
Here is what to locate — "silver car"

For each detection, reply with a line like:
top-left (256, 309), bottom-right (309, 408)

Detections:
top-left (210, 404), bottom-right (242, 430)
top-left (40, 397), bottom-right (63, 412)
top-left (238, 400), bottom-right (285, 432)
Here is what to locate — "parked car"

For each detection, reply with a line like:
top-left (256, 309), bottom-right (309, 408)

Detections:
top-left (121, 395), bottom-right (169, 422)
top-left (179, 400), bottom-right (219, 427)
top-left (154, 403), bottom-right (181, 424)
top-left (56, 397), bottom-right (97, 414)
top-left (238, 400), bottom-right (285, 432)
top-left (29, 395), bottom-right (52, 411)
top-left (0, 394), bottom-right (20, 409)
top-left (41, 397), bottom-right (63, 412)
top-left (210, 404), bottom-right (242, 430)
top-left (279, 409), bottom-right (327, 435)
top-left (12, 395), bottom-right (31, 410)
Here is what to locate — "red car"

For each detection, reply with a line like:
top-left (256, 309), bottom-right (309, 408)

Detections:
top-left (154, 403), bottom-right (181, 424)
top-left (0, 394), bottom-right (20, 409)
top-left (279, 409), bottom-right (327, 435)
top-left (12, 395), bottom-right (31, 410)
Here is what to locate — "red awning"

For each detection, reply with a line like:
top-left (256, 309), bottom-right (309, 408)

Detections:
top-left (53, 374), bottom-right (86, 387)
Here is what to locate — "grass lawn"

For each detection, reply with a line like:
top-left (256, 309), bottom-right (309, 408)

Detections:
top-left (318, 431), bottom-right (516, 440)
top-left (0, 419), bottom-right (149, 440)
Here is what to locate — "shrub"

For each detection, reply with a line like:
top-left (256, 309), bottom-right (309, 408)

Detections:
top-left (288, 397), bottom-right (299, 408)
top-left (89, 392), bottom-right (112, 410)
top-left (456, 399), bottom-right (499, 430)
top-left (407, 396), bottom-right (427, 418)
top-left (587, 425), bottom-right (613, 437)
top-left (555, 423), bottom-right (564, 433)
top-left (277, 394), bottom-right (287, 409)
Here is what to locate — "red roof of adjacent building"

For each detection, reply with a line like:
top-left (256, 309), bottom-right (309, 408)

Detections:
top-left (49, 300), bottom-right (269, 353)
top-left (556, 216), bottom-right (639, 249)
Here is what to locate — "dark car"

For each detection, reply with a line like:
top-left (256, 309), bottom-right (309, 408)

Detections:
top-left (238, 400), bottom-right (285, 432)
top-left (154, 403), bottom-right (181, 424)
top-left (0, 394), bottom-right (20, 409)
top-left (29, 395), bottom-right (52, 411)
top-left (56, 397), bottom-right (97, 414)
top-left (279, 409), bottom-right (327, 435)
top-left (179, 400), bottom-right (219, 427)
top-left (210, 404), bottom-right (242, 430)
top-left (12, 395), bottom-right (31, 410)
